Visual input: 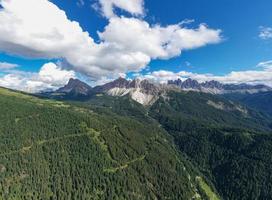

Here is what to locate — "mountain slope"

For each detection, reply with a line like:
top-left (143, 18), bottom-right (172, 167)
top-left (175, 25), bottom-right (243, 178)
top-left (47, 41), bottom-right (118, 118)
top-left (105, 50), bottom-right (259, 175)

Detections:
top-left (0, 87), bottom-right (215, 200)
top-left (57, 78), bottom-right (92, 95)
top-left (149, 91), bottom-right (272, 132)
top-left (172, 127), bottom-right (272, 200)
top-left (168, 78), bottom-right (272, 94)
top-left (66, 89), bottom-right (272, 199)
top-left (42, 78), bottom-right (272, 107)
top-left (149, 90), bottom-right (272, 200)
top-left (42, 78), bottom-right (162, 105)
top-left (223, 91), bottom-right (272, 116)
top-left (93, 78), bottom-right (161, 105)
top-left (69, 89), bottom-right (272, 200)
top-left (5, 83), bottom-right (272, 200)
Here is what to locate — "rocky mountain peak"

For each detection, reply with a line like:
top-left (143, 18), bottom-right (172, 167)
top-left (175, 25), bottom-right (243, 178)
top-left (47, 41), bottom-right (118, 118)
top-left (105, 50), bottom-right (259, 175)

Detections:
top-left (113, 77), bottom-right (130, 87)
top-left (94, 78), bottom-right (160, 105)
top-left (168, 79), bottom-right (183, 87)
top-left (129, 78), bottom-right (158, 91)
top-left (57, 78), bottom-right (92, 96)
top-left (53, 77), bottom-right (272, 105)
top-left (97, 77), bottom-right (130, 91)
top-left (202, 80), bottom-right (223, 89)
top-left (168, 78), bottom-right (272, 94)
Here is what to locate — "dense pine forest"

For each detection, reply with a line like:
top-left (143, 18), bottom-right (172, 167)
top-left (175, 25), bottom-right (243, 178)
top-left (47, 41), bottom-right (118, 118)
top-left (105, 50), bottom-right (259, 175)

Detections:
top-left (223, 92), bottom-right (272, 117)
top-left (149, 91), bottom-right (272, 200)
top-left (0, 87), bottom-right (272, 200)
top-left (0, 87), bottom-right (218, 200)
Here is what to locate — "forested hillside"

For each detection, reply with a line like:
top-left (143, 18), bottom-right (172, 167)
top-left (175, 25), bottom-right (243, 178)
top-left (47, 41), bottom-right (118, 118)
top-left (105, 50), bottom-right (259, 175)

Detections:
top-left (1, 87), bottom-right (272, 200)
top-left (150, 91), bottom-right (272, 132)
top-left (0, 87), bottom-right (217, 200)
top-left (150, 91), bottom-right (272, 200)
top-left (223, 92), bottom-right (272, 117)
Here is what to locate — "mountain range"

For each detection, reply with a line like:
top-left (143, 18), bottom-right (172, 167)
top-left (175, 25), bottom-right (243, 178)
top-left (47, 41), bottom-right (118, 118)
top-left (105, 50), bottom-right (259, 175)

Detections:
top-left (45, 77), bottom-right (272, 106)
top-left (1, 76), bottom-right (272, 199)
top-left (168, 78), bottom-right (272, 94)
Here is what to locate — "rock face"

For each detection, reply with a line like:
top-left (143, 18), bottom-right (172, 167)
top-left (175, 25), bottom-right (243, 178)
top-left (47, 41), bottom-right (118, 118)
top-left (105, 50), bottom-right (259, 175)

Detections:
top-left (54, 77), bottom-right (272, 105)
top-left (55, 77), bottom-right (160, 105)
top-left (168, 79), bottom-right (272, 94)
top-left (57, 78), bottom-right (92, 96)
top-left (93, 77), bottom-right (131, 93)
top-left (95, 78), bottom-right (161, 105)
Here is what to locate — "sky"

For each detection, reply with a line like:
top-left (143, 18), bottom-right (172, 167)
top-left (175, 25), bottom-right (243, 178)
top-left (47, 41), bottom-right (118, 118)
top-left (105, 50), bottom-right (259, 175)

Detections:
top-left (0, 0), bottom-right (272, 92)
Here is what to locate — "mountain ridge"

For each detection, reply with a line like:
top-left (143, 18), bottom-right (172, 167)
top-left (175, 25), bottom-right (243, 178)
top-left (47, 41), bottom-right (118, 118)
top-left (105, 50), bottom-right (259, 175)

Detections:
top-left (46, 77), bottom-right (272, 105)
top-left (168, 78), bottom-right (272, 94)
top-left (1, 83), bottom-right (272, 199)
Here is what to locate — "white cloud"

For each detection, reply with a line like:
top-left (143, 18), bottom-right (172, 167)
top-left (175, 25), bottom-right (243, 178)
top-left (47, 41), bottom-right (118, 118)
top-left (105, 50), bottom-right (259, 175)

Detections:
top-left (0, 62), bottom-right (19, 70)
top-left (143, 70), bottom-right (181, 83)
top-left (0, 0), bottom-right (100, 74)
top-left (0, 0), bottom-right (222, 86)
top-left (0, 62), bottom-right (75, 92)
top-left (37, 62), bottom-right (76, 86)
top-left (259, 26), bottom-right (272, 40)
top-left (95, 0), bottom-right (145, 18)
top-left (257, 60), bottom-right (272, 70)
top-left (99, 17), bottom-right (222, 60)
top-left (143, 63), bottom-right (272, 87)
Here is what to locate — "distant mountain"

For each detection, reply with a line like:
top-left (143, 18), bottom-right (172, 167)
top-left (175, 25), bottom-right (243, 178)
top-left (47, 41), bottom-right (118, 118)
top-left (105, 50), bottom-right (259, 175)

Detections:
top-left (100, 78), bottom-right (272, 105)
top-left (223, 91), bottom-right (272, 116)
top-left (92, 77), bottom-right (161, 105)
top-left (168, 78), bottom-right (272, 94)
top-left (169, 78), bottom-right (202, 90)
top-left (101, 78), bottom-right (161, 105)
top-left (93, 77), bottom-right (131, 92)
top-left (2, 84), bottom-right (272, 200)
top-left (42, 77), bottom-right (161, 105)
top-left (149, 90), bottom-right (272, 132)
top-left (45, 77), bottom-right (272, 105)
top-left (57, 78), bottom-right (92, 97)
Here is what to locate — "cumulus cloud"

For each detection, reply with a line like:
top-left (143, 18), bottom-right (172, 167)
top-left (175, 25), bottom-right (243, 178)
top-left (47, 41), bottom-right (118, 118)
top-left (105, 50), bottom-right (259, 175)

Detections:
top-left (0, 0), bottom-right (222, 81)
top-left (259, 26), bottom-right (272, 40)
top-left (94, 0), bottom-right (145, 18)
top-left (143, 70), bottom-right (182, 83)
top-left (0, 62), bottom-right (75, 92)
top-left (99, 17), bottom-right (222, 60)
top-left (0, 62), bottom-right (19, 70)
top-left (142, 62), bottom-right (272, 87)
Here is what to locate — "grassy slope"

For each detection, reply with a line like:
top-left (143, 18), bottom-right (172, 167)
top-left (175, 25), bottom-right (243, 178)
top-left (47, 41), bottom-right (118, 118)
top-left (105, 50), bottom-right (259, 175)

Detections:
top-left (0, 88), bottom-right (212, 200)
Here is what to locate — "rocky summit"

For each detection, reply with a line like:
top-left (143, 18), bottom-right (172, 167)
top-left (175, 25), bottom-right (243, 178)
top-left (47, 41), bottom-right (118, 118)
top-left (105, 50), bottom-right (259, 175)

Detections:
top-left (168, 78), bottom-right (272, 94)
top-left (46, 77), bottom-right (272, 105)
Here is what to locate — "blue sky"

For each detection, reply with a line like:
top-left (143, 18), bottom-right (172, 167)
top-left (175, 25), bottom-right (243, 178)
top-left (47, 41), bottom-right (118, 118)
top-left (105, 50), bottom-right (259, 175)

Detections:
top-left (0, 0), bottom-right (272, 91)
top-left (54, 0), bottom-right (272, 74)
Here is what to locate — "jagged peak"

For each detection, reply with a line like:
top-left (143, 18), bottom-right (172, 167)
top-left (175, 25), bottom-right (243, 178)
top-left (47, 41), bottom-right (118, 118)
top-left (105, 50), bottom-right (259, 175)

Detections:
top-left (168, 78), bottom-right (272, 94)
top-left (65, 78), bottom-right (91, 87)
top-left (105, 77), bottom-right (130, 88)
top-left (129, 78), bottom-right (155, 88)
top-left (115, 76), bottom-right (128, 82)
top-left (202, 80), bottom-right (223, 89)
top-left (57, 78), bottom-right (91, 95)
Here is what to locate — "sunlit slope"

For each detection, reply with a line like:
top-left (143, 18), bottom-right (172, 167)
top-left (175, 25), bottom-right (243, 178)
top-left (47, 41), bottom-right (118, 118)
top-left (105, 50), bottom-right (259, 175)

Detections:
top-left (0, 87), bottom-right (215, 200)
top-left (149, 91), bottom-right (272, 200)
